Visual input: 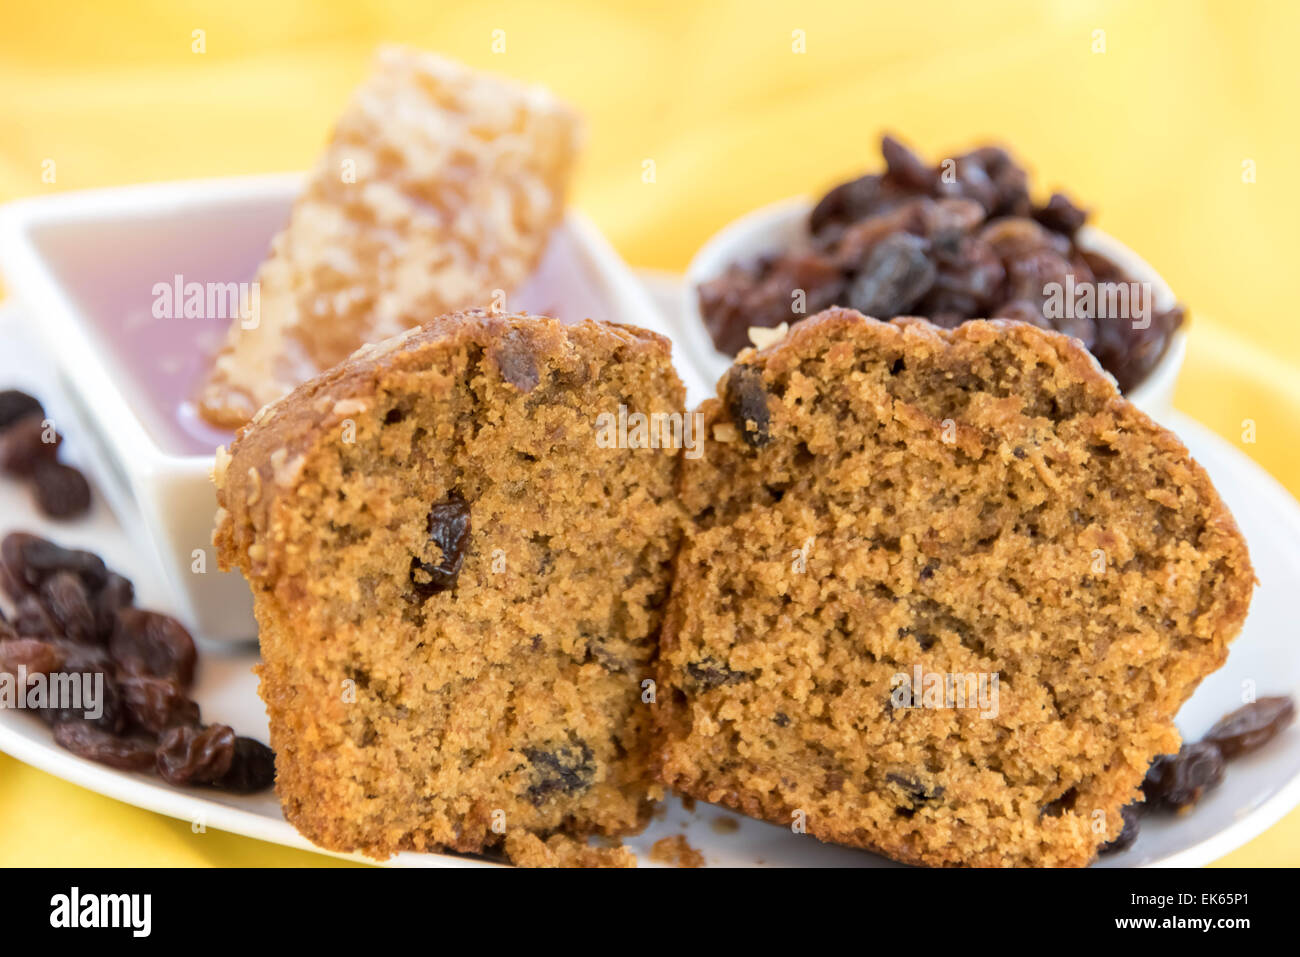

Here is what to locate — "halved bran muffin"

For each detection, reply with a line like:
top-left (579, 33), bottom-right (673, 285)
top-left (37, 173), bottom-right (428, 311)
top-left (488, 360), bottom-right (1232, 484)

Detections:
top-left (655, 308), bottom-right (1253, 867)
top-left (214, 311), bottom-right (683, 861)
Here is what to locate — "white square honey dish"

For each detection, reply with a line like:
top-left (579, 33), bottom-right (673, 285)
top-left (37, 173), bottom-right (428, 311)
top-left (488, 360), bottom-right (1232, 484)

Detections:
top-left (0, 174), bottom-right (694, 640)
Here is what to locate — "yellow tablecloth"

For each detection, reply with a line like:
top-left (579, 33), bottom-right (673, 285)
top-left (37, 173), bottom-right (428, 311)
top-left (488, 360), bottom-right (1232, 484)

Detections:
top-left (1, 0), bottom-right (1296, 866)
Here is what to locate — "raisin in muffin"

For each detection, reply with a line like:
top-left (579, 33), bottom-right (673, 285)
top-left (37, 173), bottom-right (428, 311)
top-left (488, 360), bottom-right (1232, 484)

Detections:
top-left (199, 47), bottom-right (581, 428)
top-left (214, 311), bottom-right (683, 861)
top-left (655, 307), bottom-right (1253, 867)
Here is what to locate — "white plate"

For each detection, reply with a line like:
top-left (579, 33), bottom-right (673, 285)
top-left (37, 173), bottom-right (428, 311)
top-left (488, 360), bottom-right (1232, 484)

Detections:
top-left (1, 284), bottom-right (1297, 867)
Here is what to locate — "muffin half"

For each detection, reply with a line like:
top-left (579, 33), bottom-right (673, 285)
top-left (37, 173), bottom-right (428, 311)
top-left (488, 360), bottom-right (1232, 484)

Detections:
top-left (655, 308), bottom-right (1252, 866)
top-left (215, 311), bottom-right (683, 860)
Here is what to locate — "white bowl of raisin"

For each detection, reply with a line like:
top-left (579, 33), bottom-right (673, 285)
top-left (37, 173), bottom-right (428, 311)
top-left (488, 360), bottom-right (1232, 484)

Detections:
top-left (683, 135), bottom-right (1187, 421)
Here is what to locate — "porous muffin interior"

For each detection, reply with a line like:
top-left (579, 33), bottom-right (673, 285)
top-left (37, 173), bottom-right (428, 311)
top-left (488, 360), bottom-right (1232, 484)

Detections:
top-left (656, 309), bottom-right (1252, 867)
top-left (216, 314), bottom-right (683, 859)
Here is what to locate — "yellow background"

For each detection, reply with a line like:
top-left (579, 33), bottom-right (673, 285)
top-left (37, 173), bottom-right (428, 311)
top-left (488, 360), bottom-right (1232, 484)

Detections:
top-left (1, 0), bottom-right (1297, 866)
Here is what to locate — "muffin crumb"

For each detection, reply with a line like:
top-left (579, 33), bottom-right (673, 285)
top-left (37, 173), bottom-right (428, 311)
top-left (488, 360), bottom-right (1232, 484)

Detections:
top-left (650, 834), bottom-right (705, 868)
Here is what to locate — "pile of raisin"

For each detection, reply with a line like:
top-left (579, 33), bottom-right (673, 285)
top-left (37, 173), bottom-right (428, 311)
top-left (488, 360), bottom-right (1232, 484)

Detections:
top-left (1101, 696), bottom-right (1295, 854)
top-left (697, 135), bottom-right (1186, 393)
top-left (0, 531), bottom-right (274, 792)
top-left (0, 389), bottom-right (92, 519)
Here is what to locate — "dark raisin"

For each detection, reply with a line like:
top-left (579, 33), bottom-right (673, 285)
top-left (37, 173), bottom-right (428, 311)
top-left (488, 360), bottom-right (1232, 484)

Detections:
top-left (684, 656), bottom-right (754, 689)
top-left (899, 627), bottom-right (938, 651)
top-left (214, 736), bottom-right (276, 793)
top-left (94, 572), bottom-right (135, 641)
top-left (769, 253), bottom-right (846, 321)
top-left (698, 254), bottom-right (845, 356)
top-left (1092, 304), bottom-right (1182, 394)
top-left (846, 233), bottom-right (937, 317)
top-left (992, 298), bottom-right (1049, 327)
top-left (33, 462), bottom-right (92, 519)
top-left (49, 638), bottom-right (113, 676)
top-left (881, 135), bottom-right (935, 191)
top-left (1014, 252), bottom-right (1099, 338)
top-left (42, 671), bottom-right (125, 733)
top-left (1202, 696), bottom-right (1295, 759)
top-left (0, 532), bottom-right (106, 598)
top-left (488, 330), bottom-right (540, 392)
top-left (886, 771), bottom-right (945, 814)
top-left (1142, 741), bottom-right (1225, 810)
top-left (978, 215), bottom-right (1061, 259)
top-left (1004, 250), bottom-right (1088, 329)
top-left (585, 639), bottom-right (648, 674)
top-left (809, 174), bottom-right (883, 234)
top-left (53, 722), bottom-right (155, 772)
top-left (724, 364), bottom-right (771, 448)
top-left (109, 608), bottom-right (197, 687)
top-left (409, 495), bottom-right (471, 597)
top-left (0, 636), bottom-right (63, 676)
top-left (1100, 802), bottom-right (1141, 854)
top-left (13, 593), bottom-right (58, 637)
top-left (119, 674), bottom-right (201, 734)
top-left (0, 413), bottom-right (60, 476)
top-left (924, 240), bottom-right (1004, 312)
top-left (522, 741), bottom-right (595, 806)
top-left (1033, 192), bottom-right (1089, 235)
top-left (830, 199), bottom-right (923, 271)
top-left (936, 156), bottom-right (999, 213)
top-left (918, 559), bottom-right (940, 581)
top-left (1040, 787), bottom-right (1078, 817)
top-left (918, 197), bottom-right (984, 245)
top-left (0, 550), bottom-right (31, 601)
top-left (156, 724), bottom-right (237, 786)
top-left (987, 158), bottom-right (1032, 217)
top-left (0, 390), bottom-right (43, 430)
top-left (39, 571), bottom-right (97, 643)
top-left (773, 712), bottom-right (791, 727)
